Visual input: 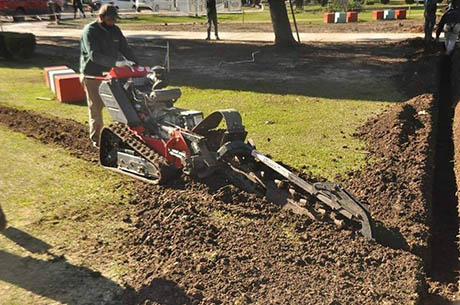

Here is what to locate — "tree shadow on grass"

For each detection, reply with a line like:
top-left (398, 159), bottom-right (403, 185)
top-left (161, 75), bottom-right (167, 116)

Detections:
top-left (2, 227), bottom-right (52, 253)
top-left (157, 38), bottom-right (435, 102)
top-left (0, 249), bottom-right (125, 305)
top-left (2, 36), bottom-right (436, 103)
top-left (0, 228), bottom-right (190, 305)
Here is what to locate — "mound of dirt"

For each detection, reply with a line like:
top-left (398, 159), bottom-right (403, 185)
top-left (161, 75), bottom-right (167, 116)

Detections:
top-left (0, 106), bottom-right (97, 162)
top-left (346, 94), bottom-right (435, 264)
top-left (0, 101), bottom-right (435, 304)
top-left (120, 180), bottom-right (424, 305)
top-left (115, 95), bottom-right (437, 304)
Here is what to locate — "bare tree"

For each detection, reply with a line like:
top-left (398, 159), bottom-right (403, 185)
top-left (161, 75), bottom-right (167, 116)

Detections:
top-left (268, 0), bottom-right (297, 47)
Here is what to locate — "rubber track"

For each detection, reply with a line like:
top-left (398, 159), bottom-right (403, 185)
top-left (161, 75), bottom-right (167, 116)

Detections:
top-left (105, 123), bottom-right (179, 184)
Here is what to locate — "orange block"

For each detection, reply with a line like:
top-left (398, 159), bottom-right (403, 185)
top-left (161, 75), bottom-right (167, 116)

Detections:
top-left (395, 9), bottom-right (406, 20)
top-left (44, 66), bottom-right (68, 88)
top-left (346, 11), bottom-right (358, 23)
top-left (324, 12), bottom-right (334, 24)
top-left (54, 74), bottom-right (86, 103)
top-left (372, 10), bottom-right (384, 20)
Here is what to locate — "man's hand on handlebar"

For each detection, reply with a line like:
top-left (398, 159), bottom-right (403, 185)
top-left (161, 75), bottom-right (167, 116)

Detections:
top-left (115, 60), bottom-right (136, 68)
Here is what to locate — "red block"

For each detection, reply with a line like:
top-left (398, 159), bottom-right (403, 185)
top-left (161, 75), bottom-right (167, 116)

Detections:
top-left (54, 74), bottom-right (86, 103)
top-left (43, 66), bottom-right (68, 88)
top-left (324, 12), bottom-right (334, 24)
top-left (395, 9), bottom-right (406, 20)
top-left (372, 10), bottom-right (384, 20)
top-left (346, 11), bottom-right (358, 23)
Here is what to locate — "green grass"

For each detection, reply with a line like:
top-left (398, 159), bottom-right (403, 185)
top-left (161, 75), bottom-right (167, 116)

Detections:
top-left (0, 126), bottom-right (129, 250)
top-left (0, 126), bottom-right (131, 304)
top-left (175, 88), bottom-right (388, 178)
top-left (121, 7), bottom-right (424, 25)
top-left (0, 63), bottom-right (104, 123)
top-left (61, 3), bottom-right (427, 28)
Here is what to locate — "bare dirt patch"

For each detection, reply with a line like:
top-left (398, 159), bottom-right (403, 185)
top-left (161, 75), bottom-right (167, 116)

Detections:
top-left (0, 106), bottom-right (97, 162)
top-left (0, 92), bottom-right (435, 304)
top-left (347, 94), bottom-right (435, 261)
top-left (35, 36), bottom-right (428, 103)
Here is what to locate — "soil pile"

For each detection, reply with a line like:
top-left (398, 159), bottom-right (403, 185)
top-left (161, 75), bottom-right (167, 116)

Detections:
top-left (120, 179), bottom-right (424, 305)
top-left (346, 94), bottom-right (435, 264)
top-left (0, 101), bottom-right (435, 304)
top-left (0, 106), bottom-right (97, 162)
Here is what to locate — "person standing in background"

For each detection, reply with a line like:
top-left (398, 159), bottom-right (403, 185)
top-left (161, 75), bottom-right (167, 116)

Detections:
top-left (436, 6), bottom-right (460, 55)
top-left (424, 0), bottom-right (440, 44)
top-left (206, 0), bottom-right (220, 40)
top-left (73, 0), bottom-right (86, 18)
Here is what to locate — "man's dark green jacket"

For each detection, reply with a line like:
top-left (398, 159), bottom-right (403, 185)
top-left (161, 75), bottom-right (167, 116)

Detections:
top-left (80, 20), bottom-right (138, 76)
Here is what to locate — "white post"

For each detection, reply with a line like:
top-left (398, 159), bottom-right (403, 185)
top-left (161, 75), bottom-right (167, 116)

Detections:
top-left (167, 41), bottom-right (170, 72)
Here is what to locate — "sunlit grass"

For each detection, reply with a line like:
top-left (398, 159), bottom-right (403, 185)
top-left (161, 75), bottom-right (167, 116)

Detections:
top-left (0, 126), bottom-right (131, 304)
top-left (59, 3), bottom-right (426, 28)
top-left (176, 87), bottom-right (390, 179)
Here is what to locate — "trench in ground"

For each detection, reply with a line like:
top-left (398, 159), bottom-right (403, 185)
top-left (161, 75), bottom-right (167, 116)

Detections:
top-left (428, 56), bottom-right (460, 293)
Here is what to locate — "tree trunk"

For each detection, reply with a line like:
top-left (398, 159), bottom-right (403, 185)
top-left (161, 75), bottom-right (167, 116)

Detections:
top-left (268, 0), bottom-right (297, 47)
top-left (295, 0), bottom-right (303, 10)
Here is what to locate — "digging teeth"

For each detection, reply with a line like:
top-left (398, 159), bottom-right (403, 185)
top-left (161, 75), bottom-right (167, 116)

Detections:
top-left (299, 198), bottom-right (307, 207)
top-left (317, 208), bottom-right (327, 217)
top-left (289, 188), bottom-right (296, 197)
top-left (304, 206), bottom-right (318, 221)
top-left (275, 179), bottom-right (286, 189)
top-left (330, 212), bottom-right (345, 229)
top-left (334, 219), bottom-right (344, 228)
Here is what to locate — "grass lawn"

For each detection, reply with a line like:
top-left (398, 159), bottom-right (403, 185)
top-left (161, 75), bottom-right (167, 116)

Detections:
top-left (120, 7), bottom-right (425, 25)
top-left (175, 88), bottom-right (389, 178)
top-left (0, 57), bottom-right (393, 179)
top-left (0, 125), bottom-right (131, 305)
top-left (61, 2), bottom-right (427, 28)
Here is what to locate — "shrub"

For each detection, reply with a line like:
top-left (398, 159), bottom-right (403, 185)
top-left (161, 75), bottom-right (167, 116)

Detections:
top-left (0, 35), bottom-right (10, 60)
top-left (366, 0), bottom-right (375, 5)
top-left (347, 0), bottom-right (363, 11)
top-left (380, 0), bottom-right (389, 4)
top-left (0, 32), bottom-right (36, 59)
top-left (326, 0), bottom-right (346, 12)
top-left (326, 2), bottom-right (339, 11)
top-left (405, 0), bottom-right (415, 4)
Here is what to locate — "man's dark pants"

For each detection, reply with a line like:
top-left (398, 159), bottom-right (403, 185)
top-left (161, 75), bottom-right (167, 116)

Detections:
top-left (207, 10), bottom-right (218, 39)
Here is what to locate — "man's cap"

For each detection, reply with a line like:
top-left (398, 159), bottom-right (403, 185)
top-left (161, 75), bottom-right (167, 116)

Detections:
top-left (98, 4), bottom-right (119, 19)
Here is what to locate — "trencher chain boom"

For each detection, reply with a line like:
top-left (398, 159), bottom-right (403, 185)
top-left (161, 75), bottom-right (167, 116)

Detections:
top-left (97, 65), bottom-right (374, 240)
